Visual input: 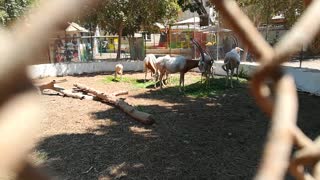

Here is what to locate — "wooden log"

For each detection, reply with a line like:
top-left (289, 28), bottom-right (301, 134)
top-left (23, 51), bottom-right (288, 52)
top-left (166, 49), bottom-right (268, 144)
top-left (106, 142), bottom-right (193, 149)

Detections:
top-left (111, 91), bottom-right (129, 96)
top-left (74, 83), bottom-right (155, 125)
top-left (34, 80), bottom-right (64, 94)
top-left (59, 90), bottom-right (95, 100)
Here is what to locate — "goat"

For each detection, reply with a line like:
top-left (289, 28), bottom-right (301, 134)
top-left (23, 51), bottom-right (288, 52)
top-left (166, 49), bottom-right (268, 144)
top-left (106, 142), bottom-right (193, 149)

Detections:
top-left (143, 54), bottom-right (158, 82)
top-left (222, 47), bottom-right (243, 88)
top-left (191, 38), bottom-right (214, 88)
top-left (114, 64), bottom-right (123, 79)
top-left (156, 55), bottom-right (200, 92)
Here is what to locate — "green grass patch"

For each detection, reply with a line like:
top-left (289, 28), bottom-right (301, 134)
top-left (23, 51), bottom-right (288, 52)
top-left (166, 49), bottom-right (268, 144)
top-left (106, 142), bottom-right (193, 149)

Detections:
top-left (102, 75), bottom-right (156, 89)
top-left (102, 74), bottom-right (248, 98)
top-left (161, 76), bottom-right (248, 98)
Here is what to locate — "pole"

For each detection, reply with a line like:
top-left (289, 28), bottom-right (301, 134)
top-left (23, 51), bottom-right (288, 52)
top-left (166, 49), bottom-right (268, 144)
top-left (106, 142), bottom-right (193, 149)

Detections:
top-left (216, 12), bottom-right (219, 61)
top-left (169, 26), bottom-right (172, 56)
top-left (300, 46), bottom-right (303, 68)
top-left (194, 12), bottom-right (196, 59)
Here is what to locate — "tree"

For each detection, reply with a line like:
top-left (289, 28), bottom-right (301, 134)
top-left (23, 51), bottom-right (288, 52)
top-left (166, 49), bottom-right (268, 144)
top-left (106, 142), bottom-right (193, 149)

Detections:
top-left (0, 0), bottom-right (36, 26)
top-left (234, 0), bottom-right (305, 61)
top-left (237, 0), bottom-right (305, 29)
top-left (177, 0), bottom-right (207, 15)
top-left (97, 0), bottom-right (181, 59)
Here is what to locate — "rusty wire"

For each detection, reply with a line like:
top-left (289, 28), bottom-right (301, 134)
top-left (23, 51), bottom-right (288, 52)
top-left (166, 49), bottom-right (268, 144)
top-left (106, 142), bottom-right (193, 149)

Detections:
top-left (0, 0), bottom-right (98, 179)
top-left (1, 0), bottom-right (319, 179)
top-left (210, 0), bottom-right (320, 179)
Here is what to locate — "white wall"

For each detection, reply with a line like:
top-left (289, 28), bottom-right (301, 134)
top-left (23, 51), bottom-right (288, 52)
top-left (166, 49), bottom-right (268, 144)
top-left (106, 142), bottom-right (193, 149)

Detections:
top-left (28, 60), bottom-right (320, 96)
top-left (28, 60), bottom-right (143, 79)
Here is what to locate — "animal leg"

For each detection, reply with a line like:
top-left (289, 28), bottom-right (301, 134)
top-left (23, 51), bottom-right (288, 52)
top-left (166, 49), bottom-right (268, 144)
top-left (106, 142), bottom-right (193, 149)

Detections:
top-left (230, 69), bottom-right (234, 88)
top-left (207, 74), bottom-right (209, 89)
top-left (236, 67), bottom-right (239, 81)
top-left (144, 65), bottom-right (147, 83)
top-left (211, 66), bottom-right (215, 79)
top-left (200, 73), bottom-right (203, 84)
top-left (179, 72), bottom-right (185, 92)
top-left (225, 71), bottom-right (229, 87)
top-left (158, 72), bottom-right (164, 89)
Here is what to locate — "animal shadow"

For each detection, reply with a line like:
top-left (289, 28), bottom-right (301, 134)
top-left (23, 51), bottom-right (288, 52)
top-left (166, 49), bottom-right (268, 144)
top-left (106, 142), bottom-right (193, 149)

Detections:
top-left (112, 78), bottom-right (120, 82)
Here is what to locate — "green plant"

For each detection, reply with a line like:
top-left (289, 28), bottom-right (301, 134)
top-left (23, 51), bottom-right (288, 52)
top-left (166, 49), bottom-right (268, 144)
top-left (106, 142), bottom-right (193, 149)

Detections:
top-left (238, 67), bottom-right (249, 79)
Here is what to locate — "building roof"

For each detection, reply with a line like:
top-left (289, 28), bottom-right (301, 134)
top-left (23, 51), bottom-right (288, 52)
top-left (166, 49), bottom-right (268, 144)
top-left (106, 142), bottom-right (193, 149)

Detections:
top-left (65, 22), bottom-right (89, 33)
top-left (172, 17), bottom-right (200, 25)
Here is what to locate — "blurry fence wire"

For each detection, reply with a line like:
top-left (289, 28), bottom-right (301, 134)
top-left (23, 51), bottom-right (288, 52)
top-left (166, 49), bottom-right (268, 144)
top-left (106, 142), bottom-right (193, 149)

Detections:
top-left (209, 0), bottom-right (320, 179)
top-left (1, 0), bottom-right (320, 179)
top-left (49, 35), bottom-right (134, 63)
top-left (0, 0), bottom-right (97, 179)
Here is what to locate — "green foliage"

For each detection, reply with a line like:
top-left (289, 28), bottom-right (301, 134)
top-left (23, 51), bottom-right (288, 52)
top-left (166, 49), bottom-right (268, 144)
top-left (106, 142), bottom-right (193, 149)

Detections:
top-left (238, 67), bottom-right (250, 79)
top-left (177, 0), bottom-right (209, 15)
top-left (183, 77), bottom-right (247, 98)
top-left (236, 0), bottom-right (305, 28)
top-left (96, 0), bottom-right (180, 36)
top-left (0, 0), bottom-right (36, 26)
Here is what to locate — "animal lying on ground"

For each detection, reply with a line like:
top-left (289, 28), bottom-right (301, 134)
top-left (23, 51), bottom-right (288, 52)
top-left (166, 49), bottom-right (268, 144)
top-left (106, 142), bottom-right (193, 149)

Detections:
top-left (222, 47), bottom-right (243, 88)
top-left (143, 54), bottom-right (158, 82)
top-left (114, 64), bottom-right (123, 79)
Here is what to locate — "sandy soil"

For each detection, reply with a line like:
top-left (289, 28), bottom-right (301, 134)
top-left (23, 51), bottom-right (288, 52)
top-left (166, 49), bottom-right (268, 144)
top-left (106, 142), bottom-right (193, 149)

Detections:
top-left (32, 72), bottom-right (320, 180)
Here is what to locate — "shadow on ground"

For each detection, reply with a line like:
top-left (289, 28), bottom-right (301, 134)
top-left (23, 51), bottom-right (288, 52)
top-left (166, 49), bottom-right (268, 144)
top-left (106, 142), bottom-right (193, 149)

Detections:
top-left (35, 77), bottom-right (320, 180)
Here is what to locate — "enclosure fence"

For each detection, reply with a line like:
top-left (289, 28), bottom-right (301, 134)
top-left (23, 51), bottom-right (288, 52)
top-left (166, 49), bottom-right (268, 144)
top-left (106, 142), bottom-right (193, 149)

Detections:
top-left (0, 0), bottom-right (320, 179)
top-left (209, 0), bottom-right (320, 179)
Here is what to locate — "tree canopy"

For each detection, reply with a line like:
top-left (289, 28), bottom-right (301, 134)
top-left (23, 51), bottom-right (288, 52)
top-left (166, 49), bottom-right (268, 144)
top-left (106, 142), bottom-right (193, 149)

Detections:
top-left (236, 0), bottom-right (304, 28)
top-left (96, 0), bottom-right (180, 36)
top-left (92, 0), bottom-right (181, 59)
top-left (177, 0), bottom-right (208, 15)
top-left (0, 0), bottom-right (36, 26)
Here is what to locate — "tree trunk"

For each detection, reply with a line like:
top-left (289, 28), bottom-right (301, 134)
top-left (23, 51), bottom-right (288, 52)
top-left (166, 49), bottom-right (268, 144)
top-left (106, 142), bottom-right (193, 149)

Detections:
top-left (116, 25), bottom-right (124, 60)
top-left (74, 83), bottom-right (155, 125)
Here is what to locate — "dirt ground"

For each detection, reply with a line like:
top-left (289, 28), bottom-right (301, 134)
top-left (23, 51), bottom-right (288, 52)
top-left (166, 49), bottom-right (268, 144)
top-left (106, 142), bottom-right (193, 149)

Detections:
top-left (32, 72), bottom-right (320, 180)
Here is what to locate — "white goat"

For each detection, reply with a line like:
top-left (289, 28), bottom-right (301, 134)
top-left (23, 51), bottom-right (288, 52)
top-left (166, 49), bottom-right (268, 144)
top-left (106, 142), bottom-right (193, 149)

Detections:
top-left (114, 64), bottom-right (123, 79)
top-left (143, 54), bottom-right (158, 82)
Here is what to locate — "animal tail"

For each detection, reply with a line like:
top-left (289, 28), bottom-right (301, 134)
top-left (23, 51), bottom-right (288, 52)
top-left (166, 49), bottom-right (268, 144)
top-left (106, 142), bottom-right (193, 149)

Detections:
top-left (222, 62), bottom-right (227, 72)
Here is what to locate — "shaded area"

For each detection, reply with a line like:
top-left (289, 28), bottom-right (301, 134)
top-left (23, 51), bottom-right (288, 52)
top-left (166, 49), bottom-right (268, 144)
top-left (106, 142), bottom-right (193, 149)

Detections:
top-left (34, 74), bottom-right (320, 179)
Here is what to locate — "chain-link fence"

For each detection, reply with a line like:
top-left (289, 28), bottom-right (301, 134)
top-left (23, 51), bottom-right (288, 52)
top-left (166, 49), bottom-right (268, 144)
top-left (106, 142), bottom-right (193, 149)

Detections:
top-left (210, 0), bottom-right (320, 179)
top-left (1, 0), bottom-right (320, 179)
top-left (49, 35), bottom-right (144, 63)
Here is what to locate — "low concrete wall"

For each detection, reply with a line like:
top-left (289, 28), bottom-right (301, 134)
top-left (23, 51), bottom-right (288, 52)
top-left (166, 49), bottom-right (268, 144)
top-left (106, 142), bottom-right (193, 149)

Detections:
top-left (28, 60), bottom-right (144, 79)
top-left (213, 61), bottom-right (320, 96)
top-left (28, 60), bottom-right (320, 96)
